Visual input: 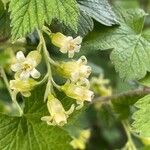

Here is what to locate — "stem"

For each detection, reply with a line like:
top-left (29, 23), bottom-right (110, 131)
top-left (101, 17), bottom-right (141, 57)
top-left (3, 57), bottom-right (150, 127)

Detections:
top-left (0, 67), bottom-right (23, 116)
top-left (93, 87), bottom-right (150, 104)
top-left (38, 30), bottom-right (52, 77)
top-left (37, 29), bottom-right (60, 100)
top-left (42, 26), bottom-right (52, 35)
top-left (122, 121), bottom-right (137, 150)
top-left (51, 78), bottom-right (61, 90)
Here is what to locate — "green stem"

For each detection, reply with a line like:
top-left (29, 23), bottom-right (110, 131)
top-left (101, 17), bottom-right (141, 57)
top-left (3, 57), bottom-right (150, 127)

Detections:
top-left (0, 67), bottom-right (23, 116)
top-left (37, 29), bottom-right (61, 101)
top-left (122, 121), bottom-right (137, 150)
top-left (51, 78), bottom-right (61, 90)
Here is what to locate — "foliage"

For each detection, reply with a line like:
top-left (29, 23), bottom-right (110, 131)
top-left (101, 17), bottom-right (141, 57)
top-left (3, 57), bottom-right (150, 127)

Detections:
top-left (0, 0), bottom-right (150, 149)
top-left (132, 94), bottom-right (150, 138)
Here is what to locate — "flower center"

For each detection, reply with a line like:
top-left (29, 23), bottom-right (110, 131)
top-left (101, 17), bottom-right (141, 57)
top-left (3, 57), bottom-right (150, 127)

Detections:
top-left (22, 63), bottom-right (32, 71)
top-left (69, 42), bottom-right (76, 50)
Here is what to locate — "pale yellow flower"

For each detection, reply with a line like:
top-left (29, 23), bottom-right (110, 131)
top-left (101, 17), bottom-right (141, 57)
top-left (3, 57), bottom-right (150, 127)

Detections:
top-left (51, 32), bottom-right (82, 58)
top-left (41, 94), bottom-right (75, 126)
top-left (61, 82), bottom-right (94, 109)
top-left (11, 51), bottom-right (41, 80)
top-left (90, 74), bottom-right (112, 96)
top-left (57, 56), bottom-right (91, 82)
top-left (9, 78), bottom-right (37, 97)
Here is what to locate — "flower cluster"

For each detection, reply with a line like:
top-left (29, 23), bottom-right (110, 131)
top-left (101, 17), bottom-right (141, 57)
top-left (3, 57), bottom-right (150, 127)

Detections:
top-left (10, 51), bottom-right (41, 97)
top-left (8, 31), bottom-right (93, 126)
top-left (41, 32), bottom-right (94, 126)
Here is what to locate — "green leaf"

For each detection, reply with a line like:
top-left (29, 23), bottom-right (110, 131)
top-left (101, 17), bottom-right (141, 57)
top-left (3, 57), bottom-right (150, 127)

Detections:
top-left (0, 1), bottom-right (11, 40)
top-left (9, 0), bottom-right (79, 40)
top-left (82, 8), bottom-right (150, 80)
top-left (112, 89), bottom-right (147, 119)
top-left (77, 11), bottom-right (94, 36)
top-left (0, 85), bottom-right (72, 150)
top-left (139, 73), bottom-right (150, 87)
top-left (78, 0), bottom-right (118, 26)
top-left (132, 94), bottom-right (150, 137)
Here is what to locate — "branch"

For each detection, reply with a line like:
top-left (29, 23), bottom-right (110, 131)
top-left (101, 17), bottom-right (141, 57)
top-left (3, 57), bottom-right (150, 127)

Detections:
top-left (93, 87), bottom-right (150, 104)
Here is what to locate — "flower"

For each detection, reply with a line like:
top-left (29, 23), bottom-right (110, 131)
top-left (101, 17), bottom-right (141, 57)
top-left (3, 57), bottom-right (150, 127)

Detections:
top-left (41, 94), bottom-right (75, 126)
top-left (11, 51), bottom-right (41, 80)
top-left (57, 56), bottom-right (91, 82)
top-left (61, 82), bottom-right (94, 109)
top-left (9, 78), bottom-right (37, 97)
top-left (70, 129), bottom-right (91, 150)
top-left (90, 74), bottom-right (112, 96)
top-left (51, 32), bottom-right (82, 58)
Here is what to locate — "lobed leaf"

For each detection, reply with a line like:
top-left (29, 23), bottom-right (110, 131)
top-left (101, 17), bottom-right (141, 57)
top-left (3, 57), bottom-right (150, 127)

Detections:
top-left (9, 0), bottom-right (79, 40)
top-left (0, 85), bottom-right (73, 150)
top-left (82, 8), bottom-right (150, 80)
top-left (78, 0), bottom-right (118, 26)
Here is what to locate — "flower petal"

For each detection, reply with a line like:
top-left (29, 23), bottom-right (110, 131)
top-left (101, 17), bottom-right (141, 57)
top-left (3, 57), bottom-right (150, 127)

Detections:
top-left (21, 91), bottom-right (31, 97)
top-left (20, 71), bottom-right (30, 80)
top-left (11, 63), bottom-right (21, 72)
top-left (74, 45), bottom-right (81, 52)
top-left (31, 68), bottom-right (40, 79)
top-left (74, 36), bottom-right (82, 44)
top-left (27, 51), bottom-right (41, 65)
top-left (68, 51), bottom-right (75, 58)
top-left (60, 46), bottom-right (68, 53)
top-left (16, 51), bottom-right (25, 61)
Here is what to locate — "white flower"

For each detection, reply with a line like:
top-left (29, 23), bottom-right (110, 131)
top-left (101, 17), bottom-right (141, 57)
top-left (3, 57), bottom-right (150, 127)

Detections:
top-left (41, 94), bottom-right (75, 126)
top-left (11, 51), bottom-right (41, 80)
top-left (57, 56), bottom-right (91, 82)
top-left (61, 82), bottom-right (94, 110)
top-left (51, 32), bottom-right (82, 58)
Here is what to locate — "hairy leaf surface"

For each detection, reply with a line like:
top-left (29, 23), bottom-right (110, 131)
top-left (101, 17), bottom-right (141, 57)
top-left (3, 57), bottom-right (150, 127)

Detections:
top-left (0, 85), bottom-right (72, 150)
top-left (9, 0), bottom-right (79, 40)
top-left (132, 94), bottom-right (150, 137)
top-left (82, 9), bottom-right (150, 80)
top-left (78, 0), bottom-right (118, 26)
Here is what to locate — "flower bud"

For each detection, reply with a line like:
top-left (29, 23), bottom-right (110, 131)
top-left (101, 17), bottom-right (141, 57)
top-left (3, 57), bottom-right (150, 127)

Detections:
top-left (41, 94), bottom-right (75, 126)
top-left (51, 32), bottom-right (82, 58)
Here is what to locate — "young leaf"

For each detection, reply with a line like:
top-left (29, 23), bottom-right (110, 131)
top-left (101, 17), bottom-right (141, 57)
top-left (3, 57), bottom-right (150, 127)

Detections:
top-left (9, 0), bottom-right (79, 40)
top-left (132, 94), bottom-right (150, 137)
top-left (0, 85), bottom-right (72, 150)
top-left (82, 8), bottom-right (150, 80)
top-left (78, 0), bottom-right (118, 26)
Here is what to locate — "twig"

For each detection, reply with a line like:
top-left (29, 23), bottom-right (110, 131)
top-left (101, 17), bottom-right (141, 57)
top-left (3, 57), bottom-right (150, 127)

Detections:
top-left (93, 87), bottom-right (150, 104)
